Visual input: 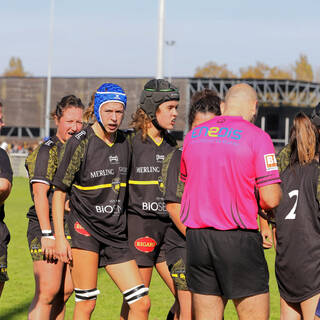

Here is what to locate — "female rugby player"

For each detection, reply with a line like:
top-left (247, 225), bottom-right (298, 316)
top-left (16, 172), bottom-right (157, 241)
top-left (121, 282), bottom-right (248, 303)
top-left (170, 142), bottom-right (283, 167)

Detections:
top-left (274, 112), bottom-right (320, 320)
top-left (0, 101), bottom-right (13, 298)
top-left (52, 83), bottom-right (150, 320)
top-left (25, 95), bottom-right (84, 319)
top-left (121, 79), bottom-right (179, 320)
top-left (162, 89), bottom-right (221, 320)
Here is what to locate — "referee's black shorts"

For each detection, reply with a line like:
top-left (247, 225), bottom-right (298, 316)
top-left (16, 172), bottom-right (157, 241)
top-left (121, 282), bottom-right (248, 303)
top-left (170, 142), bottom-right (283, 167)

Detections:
top-left (186, 228), bottom-right (269, 299)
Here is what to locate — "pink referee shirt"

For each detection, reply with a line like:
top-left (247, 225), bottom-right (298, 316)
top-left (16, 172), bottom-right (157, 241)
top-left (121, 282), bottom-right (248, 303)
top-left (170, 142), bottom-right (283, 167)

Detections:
top-left (180, 116), bottom-right (281, 230)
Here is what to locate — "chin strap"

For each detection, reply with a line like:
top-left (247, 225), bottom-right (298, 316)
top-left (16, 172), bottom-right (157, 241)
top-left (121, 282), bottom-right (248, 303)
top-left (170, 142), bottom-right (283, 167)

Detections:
top-left (98, 121), bottom-right (107, 134)
top-left (151, 119), bottom-right (165, 131)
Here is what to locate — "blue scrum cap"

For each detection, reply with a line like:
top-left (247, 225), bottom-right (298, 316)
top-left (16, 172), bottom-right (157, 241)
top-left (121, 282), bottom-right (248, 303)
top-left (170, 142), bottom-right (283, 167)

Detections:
top-left (94, 83), bottom-right (127, 123)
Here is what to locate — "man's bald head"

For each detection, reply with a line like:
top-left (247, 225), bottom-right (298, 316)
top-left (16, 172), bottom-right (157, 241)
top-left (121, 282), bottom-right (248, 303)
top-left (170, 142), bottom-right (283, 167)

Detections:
top-left (221, 83), bottom-right (258, 122)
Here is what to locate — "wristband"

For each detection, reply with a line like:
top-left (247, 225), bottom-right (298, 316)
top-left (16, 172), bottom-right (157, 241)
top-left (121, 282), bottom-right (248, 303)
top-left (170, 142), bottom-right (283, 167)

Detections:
top-left (42, 230), bottom-right (54, 237)
top-left (42, 235), bottom-right (55, 240)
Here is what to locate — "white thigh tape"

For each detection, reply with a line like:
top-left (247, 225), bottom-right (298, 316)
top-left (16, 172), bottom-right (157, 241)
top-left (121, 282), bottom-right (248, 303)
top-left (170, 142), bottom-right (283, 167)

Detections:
top-left (123, 284), bottom-right (149, 305)
top-left (75, 288), bottom-right (100, 302)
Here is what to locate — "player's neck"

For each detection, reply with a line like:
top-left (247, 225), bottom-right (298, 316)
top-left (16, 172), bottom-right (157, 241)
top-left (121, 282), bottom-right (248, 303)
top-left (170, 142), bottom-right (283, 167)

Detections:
top-left (147, 124), bottom-right (162, 143)
top-left (92, 122), bottom-right (116, 145)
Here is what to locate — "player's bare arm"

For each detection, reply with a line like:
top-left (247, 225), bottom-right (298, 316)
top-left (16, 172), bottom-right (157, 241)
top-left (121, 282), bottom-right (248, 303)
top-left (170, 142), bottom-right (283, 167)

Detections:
top-left (166, 202), bottom-right (186, 237)
top-left (259, 183), bottom-right (282, 210)
top-left (0, 178), bottom-right (11, 206)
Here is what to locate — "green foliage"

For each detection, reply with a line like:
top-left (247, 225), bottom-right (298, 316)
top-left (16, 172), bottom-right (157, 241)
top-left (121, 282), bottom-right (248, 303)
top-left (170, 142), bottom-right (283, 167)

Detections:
top-left (0, 178), bottom-right (281, 319)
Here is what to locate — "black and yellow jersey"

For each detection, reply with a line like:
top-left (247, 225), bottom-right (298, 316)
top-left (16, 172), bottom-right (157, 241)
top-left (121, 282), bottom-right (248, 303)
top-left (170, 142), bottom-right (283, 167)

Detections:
top-left (162, 148), bottom-right (186, 265)
top-left (127, 131), bottom-right (176, 218)
top-left (25, 135), bottom-right (63, 220)
top-left (52, 125), bottom-right (130, 248)
top-left (0, 148), bottom-right (13, 222)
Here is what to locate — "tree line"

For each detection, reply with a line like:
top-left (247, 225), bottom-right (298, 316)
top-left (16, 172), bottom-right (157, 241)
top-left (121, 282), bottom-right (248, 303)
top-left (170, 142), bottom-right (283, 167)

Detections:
top-left (194, 54), bottom-right (316, 82)
top-left (1, 54), bottom-right (318, 82)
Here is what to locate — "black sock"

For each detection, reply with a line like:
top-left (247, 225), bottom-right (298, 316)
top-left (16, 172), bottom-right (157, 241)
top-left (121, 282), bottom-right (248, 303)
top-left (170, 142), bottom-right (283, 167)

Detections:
top-left (166, 310), bottom-right (174, 320)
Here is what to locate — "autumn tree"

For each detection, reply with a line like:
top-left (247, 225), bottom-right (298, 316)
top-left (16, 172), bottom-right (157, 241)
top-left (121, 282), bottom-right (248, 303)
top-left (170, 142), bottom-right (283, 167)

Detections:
top-left (3, 57), bottom-right (30, 77)
top-left (240, 62), bottom-right (292, 79)
top-left (194, 62), bottom-right (236, 78)
top-left (269, 66), bottom-right (292, 80)
top-left (195, 54), bottom-right (314, 81)
top-left (293, 54), bottom-right (313, 82)
top-left (240, 62), bottom-right (270, 79)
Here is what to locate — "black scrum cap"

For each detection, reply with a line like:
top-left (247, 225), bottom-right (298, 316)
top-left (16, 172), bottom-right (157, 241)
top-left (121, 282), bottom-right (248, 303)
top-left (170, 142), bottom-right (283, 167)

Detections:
top-left (139, 79), bottom-right (180, 121)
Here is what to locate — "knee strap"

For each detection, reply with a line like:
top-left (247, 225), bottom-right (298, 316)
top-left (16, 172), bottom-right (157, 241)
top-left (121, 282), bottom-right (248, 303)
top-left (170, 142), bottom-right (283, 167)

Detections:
top-left (75, 288), bottom-right (100, 302)
top-left (123, 284), bottom-right (149, 305)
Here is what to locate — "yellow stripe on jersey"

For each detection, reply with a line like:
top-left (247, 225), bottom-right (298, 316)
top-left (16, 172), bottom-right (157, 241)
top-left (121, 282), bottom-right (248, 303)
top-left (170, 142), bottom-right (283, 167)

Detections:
top-left (128, 180), bottom-right (159, 185)
top-left (148, 134), bottom-right (163, 146)
top-left (73, 183), bottom-right (127, 190)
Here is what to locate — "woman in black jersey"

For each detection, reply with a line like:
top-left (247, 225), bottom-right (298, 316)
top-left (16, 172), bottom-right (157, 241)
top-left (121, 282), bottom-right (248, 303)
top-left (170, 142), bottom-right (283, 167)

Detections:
top-left (163, 89), bottom-right (221, 320)
top-left (25, 95), bottom-right (84, 319)
top-left (0, 101), bottom-right (13, 298)
top-left (274, 112), bottom-right (320, 320)
top-left (52, 83), bottom-right (150, 320)
top-left (121, 79), bottom-right (179, 319)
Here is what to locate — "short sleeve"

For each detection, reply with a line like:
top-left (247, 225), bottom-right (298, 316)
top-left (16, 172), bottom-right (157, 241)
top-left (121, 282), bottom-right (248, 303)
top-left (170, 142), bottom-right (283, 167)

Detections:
top-left (180, 135), bottom-right (191, 183)
top-left (0, 149), bottom-right (13, 183)
top-left (163, 149), bottom-right (184, 203)
top-left (254, 130), bottom-right (281, 188)
top-left (26, 142), bottom-right (58, 185)
top-left (277, 144), bottom-right (291, 174)
top-left (52, 135), bottom-right (86, 192)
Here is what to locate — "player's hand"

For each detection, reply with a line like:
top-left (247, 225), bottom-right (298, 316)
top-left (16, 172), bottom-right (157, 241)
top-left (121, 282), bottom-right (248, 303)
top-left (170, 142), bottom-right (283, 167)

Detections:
top-left (260, 225), bottom-right (273, 249)
top-left (64, 200), bottom-right (70, 212)
top-left (55, 236), bottom-right (72, 264)
top-left (41, 237), bottom-right (56, 262)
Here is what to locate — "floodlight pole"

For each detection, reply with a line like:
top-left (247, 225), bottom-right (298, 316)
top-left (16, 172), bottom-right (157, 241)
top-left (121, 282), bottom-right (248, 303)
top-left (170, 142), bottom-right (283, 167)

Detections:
top-left (166, 40), bottom-right (175, 83)
top-left (156, 0), bottom-right (165, 79)
top-left (44, 0), bottom-right (55, 139)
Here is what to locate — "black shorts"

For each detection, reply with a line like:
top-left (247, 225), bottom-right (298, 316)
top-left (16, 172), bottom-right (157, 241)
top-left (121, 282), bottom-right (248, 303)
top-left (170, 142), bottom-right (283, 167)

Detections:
top-left (186, 228), bottom-right (269, 299)
top-left (127, 213), bottom-right (171, 267)
top-left (27, 218), bottom-right (72, 261)
top-left (0, 222), bottom-right (10, 282)
top-left (68, 215), bottom-right (133, 268)
top-left (165, 224), bottom-right (186, 267)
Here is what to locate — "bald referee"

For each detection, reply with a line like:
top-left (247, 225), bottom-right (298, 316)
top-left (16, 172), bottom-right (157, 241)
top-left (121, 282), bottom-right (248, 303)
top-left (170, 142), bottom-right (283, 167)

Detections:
top-left (180, 84), bottom-right (282, 320)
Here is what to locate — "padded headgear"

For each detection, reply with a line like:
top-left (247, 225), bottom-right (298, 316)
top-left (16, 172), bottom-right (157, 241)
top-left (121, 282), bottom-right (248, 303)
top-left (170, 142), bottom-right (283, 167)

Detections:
top-left (139, 79), bottom-right (179, 121)
top-left (94, 83), bottom-right (127, 124)
top-left (311, 103), bottom-right (320, 128)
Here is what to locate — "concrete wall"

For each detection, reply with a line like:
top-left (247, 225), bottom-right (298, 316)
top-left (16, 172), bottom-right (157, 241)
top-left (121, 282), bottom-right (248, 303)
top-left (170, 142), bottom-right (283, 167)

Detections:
top-left (0, 77), bottom-right (188, 133)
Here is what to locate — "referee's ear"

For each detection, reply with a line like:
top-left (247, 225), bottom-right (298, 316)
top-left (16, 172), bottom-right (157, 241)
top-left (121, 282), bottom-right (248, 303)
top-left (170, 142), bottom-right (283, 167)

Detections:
top-left (220, 101), bottom-right (226, 115)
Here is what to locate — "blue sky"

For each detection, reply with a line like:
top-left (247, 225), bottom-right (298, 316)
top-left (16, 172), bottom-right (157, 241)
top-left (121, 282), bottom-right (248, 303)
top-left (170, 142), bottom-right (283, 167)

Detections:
top-left (0, 0), bottom-right (319, 78)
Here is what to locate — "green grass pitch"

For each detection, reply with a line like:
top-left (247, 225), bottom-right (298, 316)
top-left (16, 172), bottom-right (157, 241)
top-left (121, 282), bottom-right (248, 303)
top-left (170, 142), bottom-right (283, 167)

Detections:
top-left (0, 177), bottom-right (280, 319)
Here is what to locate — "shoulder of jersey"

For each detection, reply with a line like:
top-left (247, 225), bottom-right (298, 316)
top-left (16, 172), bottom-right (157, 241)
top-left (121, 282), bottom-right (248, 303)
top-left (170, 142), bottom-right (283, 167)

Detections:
top-left (73, 129), bottom-right (87, 141)
top-left (122, 128), bottom-right (135, 136)
top-left (39, 137), bottom-right (58, 151)
top-left (0, 147), bottom-right (9, 162)
top-left (43, 137), bottom-right (55, 147)
top-left (163, 132), bottom-right (177, 147)
top-left (173, 147), bottom-right (182, 159)
top-left (124, 129), bottom-right (139, 143)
